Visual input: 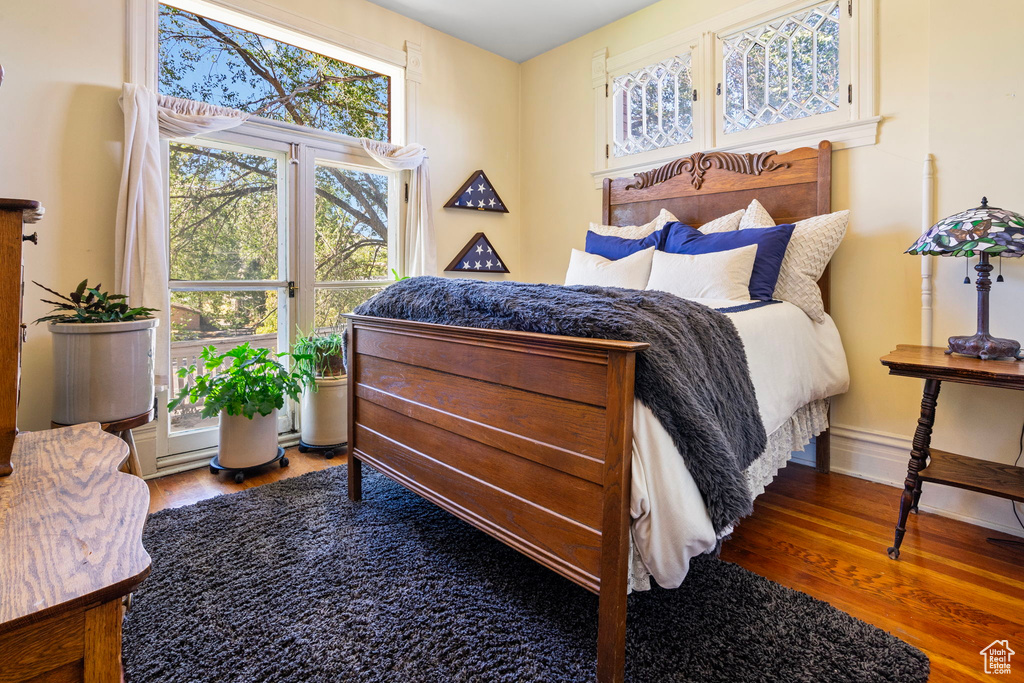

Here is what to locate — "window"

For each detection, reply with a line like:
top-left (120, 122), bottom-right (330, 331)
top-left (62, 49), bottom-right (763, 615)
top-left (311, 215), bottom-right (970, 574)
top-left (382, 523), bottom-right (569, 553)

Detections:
top-left (593, 0), bottom-right (876, 182)
top-left (158, 4), bottom-right (392, 140)
top-left (150, 0), bottom-right (406, 462)
top-left (612, 53), bottom-right (694, 158)
top-left (721, 1), bottom-right (841, 134)
top-left (311, 161), bottom-right (395, 329)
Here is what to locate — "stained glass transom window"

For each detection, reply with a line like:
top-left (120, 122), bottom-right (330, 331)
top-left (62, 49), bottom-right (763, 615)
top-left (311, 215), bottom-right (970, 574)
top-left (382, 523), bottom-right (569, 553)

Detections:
top-left (722, 1), bottom-right (841, 134)
top-left (612, 54), bottom-right (693, 158)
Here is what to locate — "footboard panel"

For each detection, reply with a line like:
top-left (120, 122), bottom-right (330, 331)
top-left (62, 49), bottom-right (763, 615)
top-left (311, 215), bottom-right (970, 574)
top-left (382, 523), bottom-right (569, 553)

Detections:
top-left (345, 315), bottom-right (647, 595)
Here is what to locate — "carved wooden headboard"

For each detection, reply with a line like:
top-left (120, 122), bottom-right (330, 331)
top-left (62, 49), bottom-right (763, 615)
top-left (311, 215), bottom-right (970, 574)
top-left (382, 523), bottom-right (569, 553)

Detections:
top-left (602, 140), bottom-right (833, 311)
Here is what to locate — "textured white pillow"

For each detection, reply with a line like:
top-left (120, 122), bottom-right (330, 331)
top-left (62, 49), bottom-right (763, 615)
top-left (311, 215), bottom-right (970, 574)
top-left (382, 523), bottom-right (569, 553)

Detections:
top-left (739, 199), bottom-right (849, 323)
top-left (645, 245), bottom-right (758, 301)
top-left (588, 208), bottom-right (677, 239)
top-left (738, 199), bottom-right (776, 231)
top-left (699, 209), bottom-right (745, 234)
top-left (564, 247), bottom-right (655, 290)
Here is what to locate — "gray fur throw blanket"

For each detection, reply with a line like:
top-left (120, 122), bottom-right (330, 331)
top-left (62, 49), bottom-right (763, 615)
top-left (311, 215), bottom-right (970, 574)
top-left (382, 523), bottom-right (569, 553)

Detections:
top-left (354, 277), bottom-right (766, 534)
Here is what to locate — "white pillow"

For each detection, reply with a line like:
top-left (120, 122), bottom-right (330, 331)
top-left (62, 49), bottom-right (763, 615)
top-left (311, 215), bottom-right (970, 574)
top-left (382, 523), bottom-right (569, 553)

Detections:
top-left (588, 208), bottom-right (677, 239)
top-left (699, 209), bottom-right (745, 234)
top-left (739, 199), bottom-right (849, 323)
top-left (645, 245), bottom-right (758, 301)
top-left (738, 199), bottom-right (776, 231)
top-left (564, 247), bottom-right (655, 290)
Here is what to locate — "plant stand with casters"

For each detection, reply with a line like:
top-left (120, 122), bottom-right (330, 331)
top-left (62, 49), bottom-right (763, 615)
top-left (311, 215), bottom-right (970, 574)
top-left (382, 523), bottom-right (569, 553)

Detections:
top-left (297, 440), bottom-right (347, 460)
top-left (210, 446), bottom-right (288, 484)
top-left (880, 345), bottom-right (1024, 559)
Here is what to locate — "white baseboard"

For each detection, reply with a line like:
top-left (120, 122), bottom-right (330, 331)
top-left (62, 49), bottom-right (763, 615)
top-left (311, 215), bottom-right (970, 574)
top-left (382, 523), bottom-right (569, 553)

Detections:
top-left (829, 424), bottom-right (1024, 539)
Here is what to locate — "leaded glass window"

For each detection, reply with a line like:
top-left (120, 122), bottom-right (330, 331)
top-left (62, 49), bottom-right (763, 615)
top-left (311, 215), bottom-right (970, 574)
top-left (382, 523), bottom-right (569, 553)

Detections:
top-left (722, 1), bottom-right (841, 134)
top-left (612, 54), bottom-right (693, 157)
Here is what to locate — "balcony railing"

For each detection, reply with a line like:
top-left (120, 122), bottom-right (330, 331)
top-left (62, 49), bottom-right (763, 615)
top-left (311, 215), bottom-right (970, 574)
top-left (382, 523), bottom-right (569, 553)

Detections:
top-left (169, 333), bottom-right (278, 432)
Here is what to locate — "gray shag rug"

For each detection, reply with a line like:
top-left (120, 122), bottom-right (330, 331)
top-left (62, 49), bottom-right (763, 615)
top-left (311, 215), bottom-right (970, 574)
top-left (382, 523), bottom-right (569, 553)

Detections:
top-left (123, 467), bottom-right (929, 682)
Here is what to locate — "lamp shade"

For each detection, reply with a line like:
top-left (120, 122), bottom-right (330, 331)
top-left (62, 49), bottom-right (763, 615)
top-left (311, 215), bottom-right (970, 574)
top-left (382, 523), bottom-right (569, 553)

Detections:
top-left (906, 198), bottom-right (1024, 257)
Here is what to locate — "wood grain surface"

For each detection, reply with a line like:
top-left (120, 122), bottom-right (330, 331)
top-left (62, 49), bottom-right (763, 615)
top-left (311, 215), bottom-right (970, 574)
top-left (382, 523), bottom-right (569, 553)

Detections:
top-left (920, 450), bottom-right (1024, 502)
top-left (881, 344), bottom-right (1024, 388)
top-left (0, 423), bottom-right (151, 633)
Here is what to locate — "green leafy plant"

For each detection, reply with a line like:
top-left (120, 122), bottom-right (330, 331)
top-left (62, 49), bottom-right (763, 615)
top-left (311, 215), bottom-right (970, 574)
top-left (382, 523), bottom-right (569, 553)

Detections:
top-left (33, 279), bottom-right (157, 324)
top-left (168, 343), bottom-right (314, 419)
top-left (293, 329), bottom-right (346, 379)
top-left (391, 268), bottom-right (410, 282)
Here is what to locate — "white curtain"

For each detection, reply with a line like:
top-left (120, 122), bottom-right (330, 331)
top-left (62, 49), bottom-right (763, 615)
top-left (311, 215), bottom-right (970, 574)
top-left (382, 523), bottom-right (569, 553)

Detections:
top-left (114, 84), bottom-right (250, 387)
top-left (360, 139), bottom-right (436, 277)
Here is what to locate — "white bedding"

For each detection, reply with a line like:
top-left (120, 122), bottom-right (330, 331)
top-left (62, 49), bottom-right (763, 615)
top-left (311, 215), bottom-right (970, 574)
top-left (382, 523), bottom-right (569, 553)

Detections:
top-left (628, 299), bottom-right (849, 590)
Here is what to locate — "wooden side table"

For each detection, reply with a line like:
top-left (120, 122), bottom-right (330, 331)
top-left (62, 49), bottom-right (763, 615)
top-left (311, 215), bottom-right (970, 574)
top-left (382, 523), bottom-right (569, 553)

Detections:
top-left (880, 345), bottom-right (1024, 559)
top-left (52, 408), bottom-right (154, 477)
top-left (0, 423), bottom-right (150, 682)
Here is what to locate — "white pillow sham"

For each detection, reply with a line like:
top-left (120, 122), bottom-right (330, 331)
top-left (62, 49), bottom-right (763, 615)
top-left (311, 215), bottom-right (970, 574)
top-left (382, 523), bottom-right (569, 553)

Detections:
top-left (645, 245), bottom-right (758, 301)
top-left (739, 199), bottom-right (849, 323)
top-left (565, 247), bottom-right (655, 290)
top-left (588, 208), bottom-right (677, 239)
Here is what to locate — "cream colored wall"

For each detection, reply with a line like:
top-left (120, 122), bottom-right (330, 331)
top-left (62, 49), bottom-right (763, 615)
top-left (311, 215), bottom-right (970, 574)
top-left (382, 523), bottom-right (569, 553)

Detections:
top-left (0, 0), bottom-right (520, 433)
top-left (520, 0), bottom-right (1024, 534)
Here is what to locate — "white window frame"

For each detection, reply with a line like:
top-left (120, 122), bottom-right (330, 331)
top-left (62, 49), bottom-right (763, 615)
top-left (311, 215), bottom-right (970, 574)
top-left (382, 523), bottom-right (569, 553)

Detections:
top-left (603, 29), bottom-right (704, 171)
top-left (592, 0), bottom-right (878, 186)
top-left (127, 0), bottom-right (418, 475)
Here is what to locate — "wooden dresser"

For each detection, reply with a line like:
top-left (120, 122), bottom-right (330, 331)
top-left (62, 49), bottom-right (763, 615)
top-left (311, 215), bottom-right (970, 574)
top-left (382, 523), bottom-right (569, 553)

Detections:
top-left (0, 423), bottom-right (151, 682)
top-left (0, 198), bottom-right (42, 477)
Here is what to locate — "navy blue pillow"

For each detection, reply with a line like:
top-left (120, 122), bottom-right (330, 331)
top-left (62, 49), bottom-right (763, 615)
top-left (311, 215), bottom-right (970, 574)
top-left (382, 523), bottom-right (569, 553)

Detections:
top-left (661, 222), bottom-right (795, 300)
top-left (585, 229), bottom-right (663, 261)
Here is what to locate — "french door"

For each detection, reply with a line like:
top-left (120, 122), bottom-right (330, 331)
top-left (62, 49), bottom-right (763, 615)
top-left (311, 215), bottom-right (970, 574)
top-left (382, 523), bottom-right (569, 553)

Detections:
top-left (160, 127), bottom-right (401, 468)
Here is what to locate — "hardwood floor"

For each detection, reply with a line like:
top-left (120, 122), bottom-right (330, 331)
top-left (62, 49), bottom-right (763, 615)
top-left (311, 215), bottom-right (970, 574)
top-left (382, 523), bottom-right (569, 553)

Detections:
top-left (148, 454), bottom-right (1024, 681)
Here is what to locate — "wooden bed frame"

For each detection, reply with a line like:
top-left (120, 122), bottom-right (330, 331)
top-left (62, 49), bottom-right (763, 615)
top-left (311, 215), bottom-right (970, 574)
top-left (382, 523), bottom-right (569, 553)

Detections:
top-left (345, 140), bottom-right (833, 683)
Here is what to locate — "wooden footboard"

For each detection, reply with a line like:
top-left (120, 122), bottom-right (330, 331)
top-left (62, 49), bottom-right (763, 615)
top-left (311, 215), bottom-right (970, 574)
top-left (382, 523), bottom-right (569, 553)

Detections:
top-left (345, 314), bottom-right (648, 683)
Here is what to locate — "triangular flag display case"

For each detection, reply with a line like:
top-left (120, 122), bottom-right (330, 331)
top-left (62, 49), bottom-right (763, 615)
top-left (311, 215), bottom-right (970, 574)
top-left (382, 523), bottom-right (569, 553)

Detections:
top-left (445, 233), bottom-right (509, 273)
top-left (444, 170), bottom-right (509, 213)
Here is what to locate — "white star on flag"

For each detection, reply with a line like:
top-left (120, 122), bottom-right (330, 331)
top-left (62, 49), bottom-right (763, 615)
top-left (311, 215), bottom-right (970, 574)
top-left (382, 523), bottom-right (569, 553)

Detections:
top-left (476, 245), bottom-right (484, 254)
top-left (488, 198), bottom-right (496, 207)
top-left (477, 183), bottom-right (485, 192)
top-left (486, 246), bottom-right (493, 253)
top-left (474, 261), bottom-right (482, 268)
top-left (467, 185), bottom-right (475, 194)
top-left (485, 260), bottom-right (493, 268)
top-left (463, 261), bottom-right (470, 268)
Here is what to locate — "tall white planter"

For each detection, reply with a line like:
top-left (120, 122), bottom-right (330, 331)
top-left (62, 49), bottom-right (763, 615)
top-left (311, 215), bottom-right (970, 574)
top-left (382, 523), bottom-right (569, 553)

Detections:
top-left (218, 409), bottom-right (279, 469)
top-left (300, 376), bottom-right (348, 448)
top-left (50, 318), bottom-right (157, 424)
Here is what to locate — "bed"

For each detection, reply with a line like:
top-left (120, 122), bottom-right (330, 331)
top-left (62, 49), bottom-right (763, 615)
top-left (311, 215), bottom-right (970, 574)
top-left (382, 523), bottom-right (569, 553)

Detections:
top-left (344, 140), bottom-right (838, 683)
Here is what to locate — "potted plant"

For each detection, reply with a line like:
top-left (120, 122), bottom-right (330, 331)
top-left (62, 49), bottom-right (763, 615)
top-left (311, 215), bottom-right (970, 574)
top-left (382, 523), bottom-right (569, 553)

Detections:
top-left (168, 342), bottom-right (313, 482)
top-left (293, 329), bottom-right (347, 458)
top-left (35, 280), bottom-right (158, 424)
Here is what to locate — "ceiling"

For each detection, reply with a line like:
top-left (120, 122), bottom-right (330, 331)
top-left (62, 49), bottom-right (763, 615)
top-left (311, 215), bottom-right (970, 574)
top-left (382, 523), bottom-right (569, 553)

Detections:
top-left (363, 0), bottom-right (662, 63)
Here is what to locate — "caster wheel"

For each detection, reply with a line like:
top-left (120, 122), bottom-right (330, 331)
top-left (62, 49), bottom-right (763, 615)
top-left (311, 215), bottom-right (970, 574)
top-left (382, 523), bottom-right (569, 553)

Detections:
top-left (234, 472), bottom-right (245, 484)
top-left (280, 456), bottom-right (289, 468)
top-left (298, 444), bottom-right (309, 453)
top-left (886, 546), bottom-right (900, 560)
top-left (325, 450), bottom-right (335, 460)
top-left (210, 465), bottom-right (217, 475)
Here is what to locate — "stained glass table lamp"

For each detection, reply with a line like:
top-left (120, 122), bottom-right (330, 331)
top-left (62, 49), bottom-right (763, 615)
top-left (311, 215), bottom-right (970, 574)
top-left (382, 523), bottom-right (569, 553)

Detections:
top-left (906, 197), bottom-right (1024, 360)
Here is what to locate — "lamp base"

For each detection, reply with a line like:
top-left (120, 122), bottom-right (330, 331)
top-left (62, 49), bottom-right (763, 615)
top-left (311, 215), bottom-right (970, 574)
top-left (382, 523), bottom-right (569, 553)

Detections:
top-left (946, 333), bottom-right (1023, 361)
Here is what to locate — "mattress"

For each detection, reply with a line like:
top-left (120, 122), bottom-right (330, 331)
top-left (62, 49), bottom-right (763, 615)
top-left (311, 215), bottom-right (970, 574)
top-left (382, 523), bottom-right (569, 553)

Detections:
top-left (628, 299), bottom-right (850, 590)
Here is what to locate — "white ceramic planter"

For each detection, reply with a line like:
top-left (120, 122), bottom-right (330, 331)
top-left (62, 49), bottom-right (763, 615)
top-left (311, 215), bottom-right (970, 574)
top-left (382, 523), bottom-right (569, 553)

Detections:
top-left (50, 318), bottom-right (157, 424)
top-left (300, 376), bottom-right (348, 447)
top-left (218, 409), bottom-right (279, 469)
